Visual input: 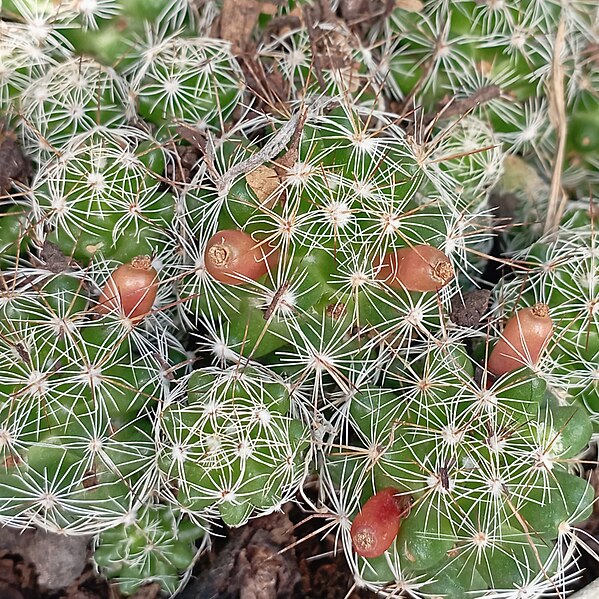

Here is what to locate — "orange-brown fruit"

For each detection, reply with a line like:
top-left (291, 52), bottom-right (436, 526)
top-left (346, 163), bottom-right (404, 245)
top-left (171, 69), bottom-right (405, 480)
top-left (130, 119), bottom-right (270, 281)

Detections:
top-left (487, 303), bottom-right (554, 377)
top-left (96, 255), bottom-right (158, 322)
top-left (374, 244), bottom-right (454, 292)
top-left (204, 229), bottom-right (278, 285)
top-left (351, 488), bottom-right (412, 558)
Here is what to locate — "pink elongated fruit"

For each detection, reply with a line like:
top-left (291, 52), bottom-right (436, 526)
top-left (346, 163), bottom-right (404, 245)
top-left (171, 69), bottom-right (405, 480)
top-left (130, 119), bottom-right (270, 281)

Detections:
top-left (488, 303), bottom-right (554, 377)
top-left (374, 244), bottom-right (454, 292)
top-left (351, 488), bottom-right (411, 558)
top-left (96, 255), bottom-right (158, 322)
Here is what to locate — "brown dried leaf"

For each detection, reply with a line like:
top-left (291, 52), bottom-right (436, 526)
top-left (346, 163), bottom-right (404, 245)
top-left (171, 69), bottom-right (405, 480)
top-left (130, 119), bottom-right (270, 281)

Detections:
top-left (246, 165), bottom-right (280, 204)
top-left (176, 124), bottom-right (207, 151)
top-left (395, 0), bottom-right (423, 11)
top-left (220, 0), bottom-right (261, 52)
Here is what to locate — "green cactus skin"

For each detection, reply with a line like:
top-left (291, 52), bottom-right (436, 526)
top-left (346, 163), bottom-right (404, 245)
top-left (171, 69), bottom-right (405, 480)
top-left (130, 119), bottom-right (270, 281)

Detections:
top-left (30, 126), bottom-right (174, 263)
top-left (320, 345), bottom-right (594, 598)
top-left (93, 503), bottom-right (205, 595)
top-left (18, 57), bottom-right (132, 155)
top-left (131, 36), bottom-right (244, 130)
top-left (1, 0), bottom-right (599, 596)
top-left (158, 366), bottom-right (310, 527)
top-left (379, 0), bottom-right (599, 197)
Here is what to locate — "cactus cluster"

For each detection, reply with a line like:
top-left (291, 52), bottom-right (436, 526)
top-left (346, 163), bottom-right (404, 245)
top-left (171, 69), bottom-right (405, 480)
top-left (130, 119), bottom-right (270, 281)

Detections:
top-left (1, 0), bottom-right (598, 597)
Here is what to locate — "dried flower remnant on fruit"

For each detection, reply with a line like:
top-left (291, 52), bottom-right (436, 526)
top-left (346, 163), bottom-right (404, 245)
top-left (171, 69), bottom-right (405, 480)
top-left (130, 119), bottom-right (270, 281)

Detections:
top-left (374, 244), bottom-right (454, 292)
top-left (487, 303), bottom-right (554, 377)
top-left (432, 260), bottom-right (454, 286)
top-left (204, 229), bottom-right (278, 285)
top-left (351, 488), bottom-right (412, 558)
top-left (96, 255), bottom-right (158, 322)
top-left (208, 245), bottom-right (229, 266)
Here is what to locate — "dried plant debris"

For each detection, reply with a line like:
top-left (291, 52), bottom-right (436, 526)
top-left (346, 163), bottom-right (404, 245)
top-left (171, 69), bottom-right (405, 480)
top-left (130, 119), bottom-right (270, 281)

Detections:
top-left (33, 240), bottom-right (79, 273)
top-left (338, 0), bottom-right (396, 32)
top-left (165, 145), bottom-right (203, 188)
top-left (180, 512), bottom-right (301, 599)
top-left (450, 289), bottom-right (491, 328)
top-left (246, 164), bottom-right (280, 203)
top-left (239, 54), bottom-right (290, 111)
top-left (182, 506), bottom-right (375, 599)
top-left (219, 0), bottom-right (261, 52)
top-left (0, 132), bottom-right (31, 196)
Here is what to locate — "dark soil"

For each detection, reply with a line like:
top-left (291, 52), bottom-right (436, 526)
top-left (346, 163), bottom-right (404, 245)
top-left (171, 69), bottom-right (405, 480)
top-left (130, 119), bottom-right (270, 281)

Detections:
top-left (181, 503), bottom-right (374, 599)
top-left (0, 503), bottom-right (375, 599)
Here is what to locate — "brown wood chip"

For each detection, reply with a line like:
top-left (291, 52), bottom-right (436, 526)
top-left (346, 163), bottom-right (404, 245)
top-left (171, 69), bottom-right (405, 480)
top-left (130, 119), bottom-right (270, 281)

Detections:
top-left (220, 0), bottom-right (261, 53)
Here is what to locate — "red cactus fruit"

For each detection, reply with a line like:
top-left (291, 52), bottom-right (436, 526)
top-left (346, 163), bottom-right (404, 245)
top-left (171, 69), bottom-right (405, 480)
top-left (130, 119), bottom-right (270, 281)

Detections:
top-left (351, 487), bottom-right (412, 558)
top-left (96, 255), bottom-right (158, 322)
top-left (374, 244), bottom-right (454, 292)
top-left (204, 229), bottom-right (278, 285)
top-left (488, 303), bottom-right (554, 377)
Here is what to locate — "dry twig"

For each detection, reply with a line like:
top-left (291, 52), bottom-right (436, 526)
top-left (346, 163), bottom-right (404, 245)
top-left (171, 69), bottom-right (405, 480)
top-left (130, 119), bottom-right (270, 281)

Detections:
top-left (545, 18), bottom-right (568, 235)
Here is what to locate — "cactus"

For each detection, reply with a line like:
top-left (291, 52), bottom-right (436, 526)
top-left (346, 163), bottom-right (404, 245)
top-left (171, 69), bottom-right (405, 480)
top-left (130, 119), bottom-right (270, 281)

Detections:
top-left (129, 34), bottom-right (244, 131)
top-left (19, 57), bottom-right (133, 156)
top-left (94, 503), bottom-right (206, 595)
top-left (1, 0), bottom-right (598, 597)
top-left (157, 365), bottom-right (310, 526)
top-left (496, 209), bottom-right (599, 429)
top-left (319, 343), bottom-right (594, 597)
top-left (29, 126), bottom-right (174, 262)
